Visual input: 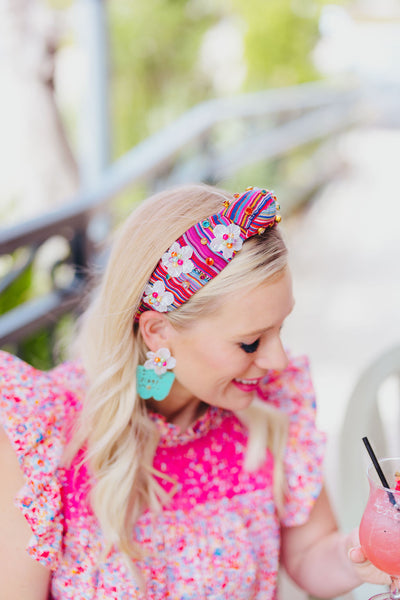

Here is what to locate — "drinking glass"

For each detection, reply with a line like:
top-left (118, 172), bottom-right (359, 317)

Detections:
top-left (359, 457), bottom-right (400, 600)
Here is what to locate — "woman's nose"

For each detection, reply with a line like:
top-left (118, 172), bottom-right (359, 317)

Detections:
top-left (254, 336), bottom-right (289, 371)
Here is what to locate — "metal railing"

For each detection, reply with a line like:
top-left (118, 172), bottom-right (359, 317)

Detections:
top-left (0, 79), bottom-right (372, 349)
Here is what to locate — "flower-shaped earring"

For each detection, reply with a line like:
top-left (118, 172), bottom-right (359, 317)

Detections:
top-left (136, 348), bottom-right (176, 401)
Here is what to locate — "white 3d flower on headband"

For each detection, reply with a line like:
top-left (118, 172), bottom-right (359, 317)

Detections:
top-left (142, 281), bottom-right (174, 312)
top-left (144, 348), bottom-right (176, 375)
top-left (210, 224), bottom-right (243, 259)
top-left (161, 242), bottom-right (194, 278)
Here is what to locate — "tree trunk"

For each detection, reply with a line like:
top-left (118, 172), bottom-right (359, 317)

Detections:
top-left (0, 0), bottom-right (79, 224)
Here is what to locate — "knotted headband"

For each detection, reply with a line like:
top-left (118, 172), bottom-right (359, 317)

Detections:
top-left (135, 187), bottom-right (280, 320)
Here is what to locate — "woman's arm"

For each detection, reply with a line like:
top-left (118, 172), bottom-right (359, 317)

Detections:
top-left (280, 485), bottom-right (390, 599)
top-left (0, 427), bottom-right (51, 600)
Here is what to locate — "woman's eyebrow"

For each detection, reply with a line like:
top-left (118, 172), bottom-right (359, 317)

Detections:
top-left (234, 326), bottom-right (270, 338)
top-left (233, 300), bottom-right (295, 339)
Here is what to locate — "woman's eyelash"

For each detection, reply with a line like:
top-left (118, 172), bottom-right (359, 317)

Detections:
top-left (240, 339), bottom-right (260, 354)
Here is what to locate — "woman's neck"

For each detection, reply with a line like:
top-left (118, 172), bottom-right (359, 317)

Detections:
top-left (146, 390), bottom-right (207, 432)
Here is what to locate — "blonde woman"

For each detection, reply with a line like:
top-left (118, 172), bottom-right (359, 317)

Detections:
top-left (0, 185), bottom-right (389, 599)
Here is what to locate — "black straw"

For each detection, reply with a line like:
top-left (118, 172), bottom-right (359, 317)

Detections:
top-left (362, 437), bottom-right (398, 507)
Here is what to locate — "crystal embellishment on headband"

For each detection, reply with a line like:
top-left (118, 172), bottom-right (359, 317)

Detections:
top-left (135, 187), bottom-right (280, 320)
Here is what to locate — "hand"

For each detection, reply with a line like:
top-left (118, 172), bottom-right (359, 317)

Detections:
top-left (348, 544), bottom-right (391, 587)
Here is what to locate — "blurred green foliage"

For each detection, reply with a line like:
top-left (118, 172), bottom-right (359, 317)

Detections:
top-left (108, 0), bottom-right (216, 156)
top-left (8, 0), bottom-right (340, 368)
top-left (106, 0), bottom-right (336, 217)
top-left (0, 257), bottom-right (53, 368)
top-left (0, 262), bottom-right (32, 315)
top-left (0, 255), bottom-right (73, 370)
top-left (233, 0), bottom-right (322, 88)
top-left (107, 0), bottom-right (332, 158)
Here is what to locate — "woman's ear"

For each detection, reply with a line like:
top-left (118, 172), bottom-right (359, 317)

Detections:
top-left (138, 311), bottom-right (172, 351)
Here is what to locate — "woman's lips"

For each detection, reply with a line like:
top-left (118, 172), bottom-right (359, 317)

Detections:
top-left (232, 378), bottom-right (261, 392)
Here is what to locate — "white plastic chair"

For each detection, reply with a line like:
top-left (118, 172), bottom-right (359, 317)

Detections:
top-left (281, 345), bottom-right (400, 600)
top-left (338, 345), bottom-right (400, 530)
top-left (336, 344), bottom-right (400, 600)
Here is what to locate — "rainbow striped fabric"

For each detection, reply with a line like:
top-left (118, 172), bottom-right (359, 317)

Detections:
top-left (136, 187), bottom-right (279, 318)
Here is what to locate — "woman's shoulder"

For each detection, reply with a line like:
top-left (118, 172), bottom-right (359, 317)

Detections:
top-left (0, 350), bottom-right (84, 569)
top-left (0, 350), bottom-right (83, 426)
top-left (256, 354), bottom-right (316, 415)
top-left (50, 357), bottom-right (88, 404)
top-left (0, 352), bottom-right (86, 487)
top-left (0, 350), bottom-right (84, 468)
top-left (256, 353), bottom-right (322, 445)
top-left (257, 353), bottom-right (326, 526)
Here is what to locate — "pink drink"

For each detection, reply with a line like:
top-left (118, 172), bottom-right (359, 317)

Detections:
top-left (359, 485), bottom-right (400, 577)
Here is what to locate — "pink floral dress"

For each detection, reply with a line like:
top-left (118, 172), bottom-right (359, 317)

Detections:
top-left (0, 350), bottom-right (325, 599)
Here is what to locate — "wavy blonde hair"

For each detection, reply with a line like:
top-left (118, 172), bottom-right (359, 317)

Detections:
top-left (68, 183), bottom-right (289, 569)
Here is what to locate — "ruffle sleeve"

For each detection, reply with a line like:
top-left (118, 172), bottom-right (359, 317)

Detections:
top-left (257, 354), bottom-right (326, 526)
top-left (0, 351), bottom-right (79, 569)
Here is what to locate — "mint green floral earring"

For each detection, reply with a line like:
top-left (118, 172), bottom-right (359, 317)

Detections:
top-left (136, 348), bottom-right (176, 401)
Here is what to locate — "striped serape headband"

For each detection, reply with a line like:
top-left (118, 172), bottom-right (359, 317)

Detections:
top-left (135, 187), bottom-right (281, 320)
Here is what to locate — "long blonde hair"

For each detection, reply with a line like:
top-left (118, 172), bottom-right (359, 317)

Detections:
top-left (69, 183), bottom-right (289, 566)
